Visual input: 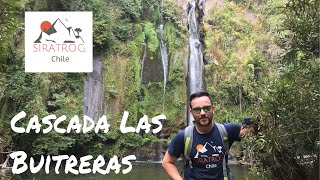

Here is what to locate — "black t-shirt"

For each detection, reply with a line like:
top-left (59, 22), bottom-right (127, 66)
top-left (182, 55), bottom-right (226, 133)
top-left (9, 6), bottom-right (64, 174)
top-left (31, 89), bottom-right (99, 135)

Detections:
top-left (167, 123), bottom-right (241, 180)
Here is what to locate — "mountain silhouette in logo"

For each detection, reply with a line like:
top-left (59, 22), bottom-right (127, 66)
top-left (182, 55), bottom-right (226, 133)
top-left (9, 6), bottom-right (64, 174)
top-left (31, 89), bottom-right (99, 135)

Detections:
top-left (194, 142), bottom-right (224, 158)
top-left (34, 18), bottom-right (84, 43)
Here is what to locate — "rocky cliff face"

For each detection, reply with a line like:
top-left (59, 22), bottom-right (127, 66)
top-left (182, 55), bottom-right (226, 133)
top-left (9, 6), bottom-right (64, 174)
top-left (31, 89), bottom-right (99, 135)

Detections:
top-left (129, 119), bottom-right (186, 161)
top-left (130, 0), bottom-right (219, 161)
top-left (83, 56), bottom-right (105, 120)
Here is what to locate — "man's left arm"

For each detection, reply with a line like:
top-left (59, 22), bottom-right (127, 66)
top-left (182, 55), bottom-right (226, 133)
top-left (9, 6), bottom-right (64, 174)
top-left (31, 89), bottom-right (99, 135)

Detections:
top-left (225, 123), bottom-right (241, 142)
top-left (225, 122), bottom-right (256, 141)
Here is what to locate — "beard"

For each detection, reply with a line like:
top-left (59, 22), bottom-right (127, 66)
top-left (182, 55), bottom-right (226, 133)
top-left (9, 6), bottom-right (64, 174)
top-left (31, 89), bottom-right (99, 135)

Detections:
top-left (195, 115), bottom-right (213, 127)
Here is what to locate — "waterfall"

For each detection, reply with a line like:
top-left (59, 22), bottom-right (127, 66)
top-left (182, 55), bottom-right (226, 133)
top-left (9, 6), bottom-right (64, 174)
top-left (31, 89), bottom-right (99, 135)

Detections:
top-left (159, 25), bottom-right (168, 112)
top-left (187, 0), bottom-right (206, 125)
top-left (159, 0), bottom-right (169, 112)
top-left (140, 46), bottom-right (148, 87)
top-left (83, 56), bottom-right (105, 121)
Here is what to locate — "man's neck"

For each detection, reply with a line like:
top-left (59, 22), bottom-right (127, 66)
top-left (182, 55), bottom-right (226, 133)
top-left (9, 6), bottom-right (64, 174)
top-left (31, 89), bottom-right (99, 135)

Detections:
top-left (195, 123), bottom-right (214, 134)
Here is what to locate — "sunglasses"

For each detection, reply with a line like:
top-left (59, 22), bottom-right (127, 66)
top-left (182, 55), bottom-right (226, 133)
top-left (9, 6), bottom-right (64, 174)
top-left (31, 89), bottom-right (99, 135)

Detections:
top-left (192, 105), bottom-right (212, 114)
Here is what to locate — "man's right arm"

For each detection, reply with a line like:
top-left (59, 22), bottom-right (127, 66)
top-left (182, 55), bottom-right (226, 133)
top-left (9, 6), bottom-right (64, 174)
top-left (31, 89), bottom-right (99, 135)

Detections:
top-left (162, 151), bottom-right (183, 180)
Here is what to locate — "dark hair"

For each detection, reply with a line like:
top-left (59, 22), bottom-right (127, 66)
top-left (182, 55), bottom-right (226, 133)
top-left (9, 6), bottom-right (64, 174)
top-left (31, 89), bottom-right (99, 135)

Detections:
top-left (189, 91), bottom-right (213, 108)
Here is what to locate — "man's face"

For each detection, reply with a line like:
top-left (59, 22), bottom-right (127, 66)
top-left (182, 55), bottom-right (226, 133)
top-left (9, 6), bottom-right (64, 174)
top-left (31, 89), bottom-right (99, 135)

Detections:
top-left (190, 96), bottom-right (214, 127)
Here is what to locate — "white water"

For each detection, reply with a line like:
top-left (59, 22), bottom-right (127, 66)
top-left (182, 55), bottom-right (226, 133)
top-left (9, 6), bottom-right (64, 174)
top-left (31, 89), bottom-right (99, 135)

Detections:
top-left (187, 1), bottom-right (206, 125)
top-left (83, 56), bottom-right (105, 121)
top-left (159, 0), bottom-right (169, 112)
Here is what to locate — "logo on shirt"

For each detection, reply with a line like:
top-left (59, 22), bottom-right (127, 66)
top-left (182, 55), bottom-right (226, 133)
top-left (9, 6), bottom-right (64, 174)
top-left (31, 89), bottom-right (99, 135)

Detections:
top-left (194, 142), bottom-right (225, 168)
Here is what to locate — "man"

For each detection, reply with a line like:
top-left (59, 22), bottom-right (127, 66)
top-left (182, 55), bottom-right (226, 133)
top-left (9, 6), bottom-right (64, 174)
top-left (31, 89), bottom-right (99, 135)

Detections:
top-left (162, 91), bottom-right (254, 180)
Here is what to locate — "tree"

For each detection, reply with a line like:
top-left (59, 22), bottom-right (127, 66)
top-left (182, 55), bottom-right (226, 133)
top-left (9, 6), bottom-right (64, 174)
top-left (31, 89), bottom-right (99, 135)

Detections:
top-left (249, 0), bottom-right (319, 179)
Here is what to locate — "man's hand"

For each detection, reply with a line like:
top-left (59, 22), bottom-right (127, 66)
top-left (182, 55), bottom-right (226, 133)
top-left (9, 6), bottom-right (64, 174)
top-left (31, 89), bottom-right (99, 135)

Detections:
top-left (240, 117), bottom-right (258, 137)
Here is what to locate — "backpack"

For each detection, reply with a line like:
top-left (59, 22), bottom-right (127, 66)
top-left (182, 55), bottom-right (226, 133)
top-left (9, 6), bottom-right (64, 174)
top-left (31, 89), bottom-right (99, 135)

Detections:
top-left (184, 123), bottom-right (231, 180)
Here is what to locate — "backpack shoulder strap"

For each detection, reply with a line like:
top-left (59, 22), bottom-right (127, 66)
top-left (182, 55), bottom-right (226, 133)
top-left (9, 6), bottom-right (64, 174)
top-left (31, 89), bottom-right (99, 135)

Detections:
top-left (184, 124), bottom-right (194, 168)
top-left (215, 123), bottom-right (229, 151)
top-left (215, 123), bottom-right (231, 180)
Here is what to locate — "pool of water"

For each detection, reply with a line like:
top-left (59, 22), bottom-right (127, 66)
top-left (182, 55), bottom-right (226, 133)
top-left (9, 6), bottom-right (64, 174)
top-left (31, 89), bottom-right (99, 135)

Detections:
top-left (3, 162), bottom-right (250, 180)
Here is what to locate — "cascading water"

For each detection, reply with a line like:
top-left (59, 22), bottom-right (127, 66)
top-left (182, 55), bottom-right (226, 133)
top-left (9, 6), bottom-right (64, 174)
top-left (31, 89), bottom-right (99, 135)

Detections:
top-left (187, 0), bottom-right (206, 125)
top-left (140, 46), bottom-right (148, 87)
top-left (159, 0), bottom-right (169, 112)
top-left (83, 56), bottom-right (105, 121)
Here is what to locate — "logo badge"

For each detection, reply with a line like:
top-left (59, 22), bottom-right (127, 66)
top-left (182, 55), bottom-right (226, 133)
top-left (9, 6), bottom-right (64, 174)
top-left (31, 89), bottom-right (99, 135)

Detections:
top-left (25, 12), bottom-right (93, 72)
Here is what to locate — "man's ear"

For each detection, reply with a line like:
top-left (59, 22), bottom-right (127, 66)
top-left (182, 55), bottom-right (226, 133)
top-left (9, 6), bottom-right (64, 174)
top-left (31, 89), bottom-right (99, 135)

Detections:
top-left (189, 108), bottom-right (193, 113)
top-left (212, 105), bottom-right (215, 112)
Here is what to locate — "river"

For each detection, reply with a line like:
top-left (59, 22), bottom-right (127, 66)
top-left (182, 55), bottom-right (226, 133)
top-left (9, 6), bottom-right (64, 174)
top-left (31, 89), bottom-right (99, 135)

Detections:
top-left (2, 162), bottom-right (250, 180)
